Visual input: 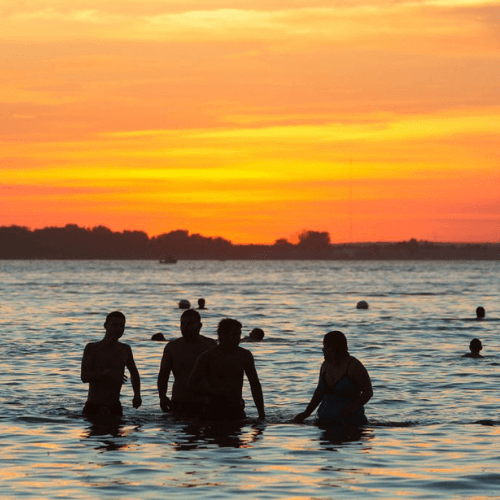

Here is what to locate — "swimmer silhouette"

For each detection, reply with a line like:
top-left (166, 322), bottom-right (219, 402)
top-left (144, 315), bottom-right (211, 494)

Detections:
top-left (151, 333), bottom-right (166, 341)
top-left (476, 307), bottom-right (485, 319)
top-left (356, 301), bottom-right (369, 310)
top-left (81, 311), bottom-right (142, 417)
top-left (463, 338), bottom-right (483, 358)
top-left (241, 328), bottom-right (265, 342)
top-left (158, 309), bottom-right (216, 416)
top-left (178, 299), bottom-right (191, 309)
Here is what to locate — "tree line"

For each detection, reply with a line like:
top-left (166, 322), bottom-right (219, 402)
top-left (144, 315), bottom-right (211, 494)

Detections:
top-left (0, 224), bottom-right (499, 260)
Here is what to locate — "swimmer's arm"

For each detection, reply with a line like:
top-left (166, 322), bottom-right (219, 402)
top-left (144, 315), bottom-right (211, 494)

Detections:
top-left (81, 344), bottom-right (103, 383)
top-left (343, 359), bottom-right (373, 419)
top-left (292, 365), bottom-right (325, 423)
top-left (292, 387), bottom-right (323, 424)
top-left (126, 346), bottom-right (142, 409)
top-left (157, 343), bottom-right (173, 411)
top-left (245, 352), bottom-right (265, 420)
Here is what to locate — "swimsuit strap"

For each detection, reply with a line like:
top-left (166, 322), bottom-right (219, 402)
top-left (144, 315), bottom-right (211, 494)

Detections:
top-left (322, 356), bottom-right (354, 393)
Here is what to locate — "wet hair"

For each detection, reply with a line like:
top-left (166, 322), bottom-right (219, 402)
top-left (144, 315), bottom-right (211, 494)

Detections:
top-left (250, 328), bottom-right (265, 340)
top-left (217, 318), bottom-right (242, 337)
top-left (105, 311), bottom-right (125, 323)
top-left (323, 330), bottom-right (348, 355)
top-left (181, 308), bottom-right (201, 322)
top-left (470, 338), bottom-right (482, 352)
top-left (476, 307), bottom-right (485, 319)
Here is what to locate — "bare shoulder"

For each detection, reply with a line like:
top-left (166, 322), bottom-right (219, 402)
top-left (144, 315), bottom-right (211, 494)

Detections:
top-left (348, 356), bottom-right (370, 377)
top-left (196, 345), bottom-right (218, 363)
top-left (350, 356), bottom-right (365, 369)
top-left (238, 346), bottom-right (254, 361)
top-left (83, 342), bottom-right (98, 353)
top-left (164, 337), bottom-right (182, 352)
top-left (118, 341), bottom-right (133, 355)
top-left (200, 335), bottom-right (217, 346)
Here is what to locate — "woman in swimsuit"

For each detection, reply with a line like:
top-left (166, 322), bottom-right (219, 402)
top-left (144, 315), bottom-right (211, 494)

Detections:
top-left (293, 331), bottom-right (373, 426)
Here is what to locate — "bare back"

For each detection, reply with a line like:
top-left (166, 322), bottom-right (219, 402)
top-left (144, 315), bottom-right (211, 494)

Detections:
top-left (160, 335), bottom-right (216, 402)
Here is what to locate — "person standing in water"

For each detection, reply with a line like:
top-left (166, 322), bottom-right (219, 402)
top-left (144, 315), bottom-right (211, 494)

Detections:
top-left (188, 318), bottom-right (265, 421)
top-left (157, 309), bottom-right (216, 416)
top-left (463, 338), bottom-right (484, 358)
top-left (81, 311), bottom-right (142, 417)
top-left (293, 330), bottom-right (372, 426)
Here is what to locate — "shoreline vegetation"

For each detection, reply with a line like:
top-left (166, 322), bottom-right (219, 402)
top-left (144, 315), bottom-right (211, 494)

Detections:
top-left (1, 224), bottom-right (499, 260)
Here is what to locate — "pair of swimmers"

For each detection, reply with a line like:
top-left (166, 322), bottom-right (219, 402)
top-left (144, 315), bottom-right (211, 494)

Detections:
top-left (82, 310), bottom-right (371, 426)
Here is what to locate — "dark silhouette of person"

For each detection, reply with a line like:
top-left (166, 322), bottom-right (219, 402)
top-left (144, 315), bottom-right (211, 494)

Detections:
top-left (241, 328), bottom-right (265, 342)
top-left (157, 309), bottom-right (216, 416)
top-left (476, 307), bottom-right (486, 319)
top-left (463, 338), bottom-right (483, 358)
top-left (151, 333), bottom-right (166, 341)
top-left (81, 311), bottom-right (142, 417)
top-left (293, 331), bottom-right (372, 426)
top-left (178, 299), bottom-right (191, 309)
top-left (188, 318), bottom-right (265, 421)
top-left (197, 298), bottom-right (206, 309)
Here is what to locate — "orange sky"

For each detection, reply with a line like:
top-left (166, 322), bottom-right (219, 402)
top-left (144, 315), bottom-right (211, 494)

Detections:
top-left (1, 0), bottom-right (499, 244)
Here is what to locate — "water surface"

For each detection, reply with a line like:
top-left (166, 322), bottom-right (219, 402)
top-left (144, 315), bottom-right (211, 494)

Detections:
top-left (1, 260), bottom-right (499, 498)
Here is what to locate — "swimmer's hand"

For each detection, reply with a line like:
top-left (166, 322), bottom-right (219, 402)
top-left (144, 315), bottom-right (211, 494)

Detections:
top-left (292, 412), bottom-right (308, 424)
top-left (133, 395), bottom-right (142, 409)
top-left (159, 394), bottom-right (172, 412)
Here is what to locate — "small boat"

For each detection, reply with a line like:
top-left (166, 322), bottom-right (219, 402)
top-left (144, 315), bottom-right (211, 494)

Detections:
top-left (159, 256), bottom-right (177, 264)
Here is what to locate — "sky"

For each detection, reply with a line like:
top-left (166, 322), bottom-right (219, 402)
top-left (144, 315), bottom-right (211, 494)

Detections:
top-left (1, 0), bottom-right (499, 244)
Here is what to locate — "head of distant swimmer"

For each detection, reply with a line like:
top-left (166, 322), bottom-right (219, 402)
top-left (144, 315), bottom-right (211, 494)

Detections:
top-left (249, 328), bottom-right (264, 341)
top-left (198, 298), bottom-right (206, 308)
top-left (104, 311), bottom-right (126, 339)
top-left (470, 338), bottom-right (482, 352)
top-left (476, 307), bottom-right (485, 319)
top-left (322, 330), bottom-right (348, 360)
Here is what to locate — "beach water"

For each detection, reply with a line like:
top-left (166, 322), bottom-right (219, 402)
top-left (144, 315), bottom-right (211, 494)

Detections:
top-left (1, 259), bottom-right (500, 499)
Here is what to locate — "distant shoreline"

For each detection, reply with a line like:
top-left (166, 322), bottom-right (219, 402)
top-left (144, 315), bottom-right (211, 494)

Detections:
top-left (1, 224), bottom-right (499, 260)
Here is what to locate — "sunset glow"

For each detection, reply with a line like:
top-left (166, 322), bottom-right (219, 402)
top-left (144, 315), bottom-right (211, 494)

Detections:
top-left (1, 0), bottom-right (499, 243)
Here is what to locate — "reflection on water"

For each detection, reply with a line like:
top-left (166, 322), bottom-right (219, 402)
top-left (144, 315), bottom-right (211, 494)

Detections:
top-left (164, 421), bottom-right (265, 451)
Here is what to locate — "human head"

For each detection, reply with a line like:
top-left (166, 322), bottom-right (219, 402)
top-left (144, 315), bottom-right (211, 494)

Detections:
top-left (323, 330), bottom-right (348, 358)
top-left (217, 318), bottom-right (242, 348)
top-left (104, 311), bottom-right (126, 339)
top-left (179, 299), bottom-right (191, 309)
top-left (249, 328), bottom-right (265, 341)
top-left (476, 307), bottom-right (485, 319)
top-left (198, 298), bottom-right (206, 309)
top-left (106, 311), bottom-right (126, 324)
top-left (180, 308), bottom-right (202, 340)
top-left (470, 338), bottom-right (482, 353)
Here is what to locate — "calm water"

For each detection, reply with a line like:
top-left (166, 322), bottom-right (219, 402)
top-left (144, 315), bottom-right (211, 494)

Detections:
top-left (1, 260), bottom-right (500, 499)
